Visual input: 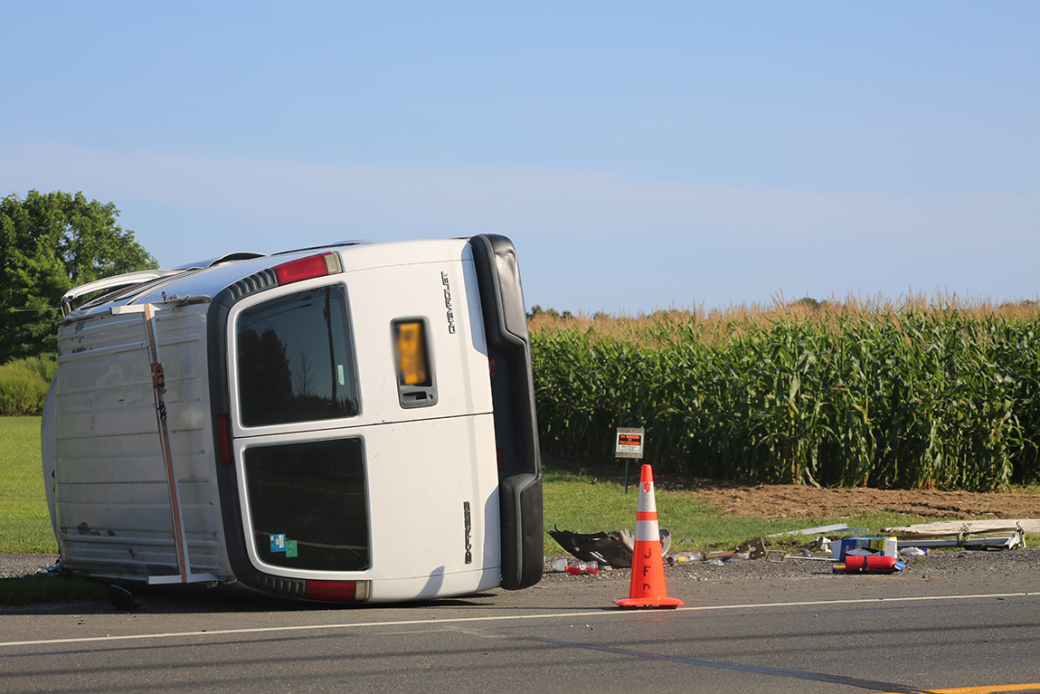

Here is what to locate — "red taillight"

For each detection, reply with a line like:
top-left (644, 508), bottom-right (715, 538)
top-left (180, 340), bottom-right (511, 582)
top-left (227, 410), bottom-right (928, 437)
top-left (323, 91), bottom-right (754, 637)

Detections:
top-left (497, 447), bottom-right (505, 470)
top-left (273, 252), bottom-right (341, 286)
top-left (216, 414), bottom-right (232, 464)
top-left (304, 580), bottom-right (370, 602)
top-left (489, 356), bottom-right (496, 378)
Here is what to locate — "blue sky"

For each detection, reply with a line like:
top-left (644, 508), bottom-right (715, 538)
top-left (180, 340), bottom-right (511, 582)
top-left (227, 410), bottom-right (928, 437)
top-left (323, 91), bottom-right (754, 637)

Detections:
top-left (2, 2), bottom-right (1037, 314)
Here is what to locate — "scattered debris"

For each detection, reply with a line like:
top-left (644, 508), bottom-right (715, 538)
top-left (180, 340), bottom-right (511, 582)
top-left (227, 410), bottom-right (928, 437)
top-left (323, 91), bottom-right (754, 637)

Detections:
top-left (548, 526), bottom-right (671, 568)
top-left (550, 530), bottom-right (768, 571)
top-left (897, 526), bottom-right (1026, 551)
top-left (765, 550), bottom-right (837, 563)
top-left (883, 519), bottom-right (1040, 536)
top-left (832, 537), bottom-right (898, 561)
top-left (881, 520), bottom-right (1031, 552)
top-left (551, 519), bottom-right (1030, 577)
top-left (549, 528), bottom-right (632, 567)
top-left (767, 523), bottom-right (851, 537)
top-left (766, 524), bottom-right (870, 538)
top-left (703, 550), bottom-right (737, 561)
top-left (666, 552), bottom-right (702, 564)
top-left (109, 584), bottom-right (142, 611)
top-left (834, 556), bottom-right (905, 573)
top-left (809, 536), bottom-right (832, 554)
top-left (551, 559), bottom-right (599, 575)
top-left (739, 537), bottom-right (767, 559)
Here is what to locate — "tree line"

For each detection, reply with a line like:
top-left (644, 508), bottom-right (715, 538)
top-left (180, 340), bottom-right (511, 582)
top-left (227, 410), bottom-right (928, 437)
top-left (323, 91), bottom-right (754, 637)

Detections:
top-left (1, 190), bottom-right (157, 363)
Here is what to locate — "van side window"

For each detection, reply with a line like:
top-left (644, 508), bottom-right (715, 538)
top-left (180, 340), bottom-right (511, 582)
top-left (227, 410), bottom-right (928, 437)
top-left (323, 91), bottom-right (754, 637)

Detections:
top-left (237, 285), bottom-right (360, 426)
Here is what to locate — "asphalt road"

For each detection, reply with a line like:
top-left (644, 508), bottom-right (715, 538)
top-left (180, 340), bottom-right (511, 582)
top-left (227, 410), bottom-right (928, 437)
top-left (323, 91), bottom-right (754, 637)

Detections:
top-left (2, 552), bottom-right (1039, 694)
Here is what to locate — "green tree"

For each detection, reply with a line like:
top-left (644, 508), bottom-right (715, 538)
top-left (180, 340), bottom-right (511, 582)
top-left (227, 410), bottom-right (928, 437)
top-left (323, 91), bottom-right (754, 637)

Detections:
top-left (1, 190), bottom-right (158, 362)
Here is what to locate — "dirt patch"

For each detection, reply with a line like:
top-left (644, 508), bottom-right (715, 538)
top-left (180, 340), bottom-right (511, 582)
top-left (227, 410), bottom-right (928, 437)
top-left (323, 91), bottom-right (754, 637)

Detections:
top-left (546, 455), bottom-right (1040, 520)
top-left (672, 481), bottom-right (1040, 520)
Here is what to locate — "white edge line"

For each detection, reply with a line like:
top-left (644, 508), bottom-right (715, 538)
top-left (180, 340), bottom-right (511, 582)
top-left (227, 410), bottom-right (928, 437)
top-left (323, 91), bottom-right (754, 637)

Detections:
top-left (2, 591), bottom-right (1038, 650)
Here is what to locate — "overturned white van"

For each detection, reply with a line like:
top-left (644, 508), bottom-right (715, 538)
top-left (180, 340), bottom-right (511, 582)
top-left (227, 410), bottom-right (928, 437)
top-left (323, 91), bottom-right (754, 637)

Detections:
top-left (40, 235), bottom-right (542, 603)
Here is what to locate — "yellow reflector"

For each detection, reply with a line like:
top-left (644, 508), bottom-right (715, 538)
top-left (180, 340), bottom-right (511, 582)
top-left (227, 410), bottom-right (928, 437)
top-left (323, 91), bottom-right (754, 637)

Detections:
top-left (395, 320), bottom-right (427, 385)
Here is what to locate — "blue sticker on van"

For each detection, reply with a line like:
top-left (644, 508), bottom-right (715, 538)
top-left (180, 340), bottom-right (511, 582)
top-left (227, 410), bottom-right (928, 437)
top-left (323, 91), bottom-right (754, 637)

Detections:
top-left (271, 534), bottom-right (286, 552)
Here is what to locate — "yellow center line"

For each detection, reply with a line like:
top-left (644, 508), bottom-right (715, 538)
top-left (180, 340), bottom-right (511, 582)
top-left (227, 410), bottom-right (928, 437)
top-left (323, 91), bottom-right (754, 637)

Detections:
top-left (880, 686), bottom-right (1040, 694)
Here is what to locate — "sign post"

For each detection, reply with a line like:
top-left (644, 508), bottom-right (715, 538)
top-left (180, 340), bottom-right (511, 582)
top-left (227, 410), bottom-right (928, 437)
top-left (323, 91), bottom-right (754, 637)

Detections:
top-left (615, 427), bottom-right (645, 493)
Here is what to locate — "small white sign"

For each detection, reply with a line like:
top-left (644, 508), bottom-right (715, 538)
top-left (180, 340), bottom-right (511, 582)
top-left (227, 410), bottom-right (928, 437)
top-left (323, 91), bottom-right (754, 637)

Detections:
top-left (615, 427), bottom-right (644, 459)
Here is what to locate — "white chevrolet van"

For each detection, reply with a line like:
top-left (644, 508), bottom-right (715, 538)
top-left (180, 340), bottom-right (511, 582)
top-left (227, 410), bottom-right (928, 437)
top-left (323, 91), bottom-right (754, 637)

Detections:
top-left (40, 235), bottom-right (542, 603)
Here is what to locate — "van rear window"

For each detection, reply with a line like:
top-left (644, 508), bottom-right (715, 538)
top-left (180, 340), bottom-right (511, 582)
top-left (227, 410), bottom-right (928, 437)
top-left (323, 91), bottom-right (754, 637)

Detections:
top-left (236, 285), bottom-right (360, 427)
top-left (245, 437), bottom-right (369, 571)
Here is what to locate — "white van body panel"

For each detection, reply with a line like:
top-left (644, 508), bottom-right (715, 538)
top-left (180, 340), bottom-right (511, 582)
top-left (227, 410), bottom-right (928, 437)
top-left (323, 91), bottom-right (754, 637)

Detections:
top-left (48, 304), bottom-right (228, 580)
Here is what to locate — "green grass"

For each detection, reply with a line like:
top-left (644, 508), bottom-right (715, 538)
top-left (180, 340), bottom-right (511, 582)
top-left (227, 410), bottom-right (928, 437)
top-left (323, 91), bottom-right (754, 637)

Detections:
top-left (543, 468), bottom-right (933, 554)
top-left (0, 355), bottom-right (56, 416)
top-left (0, 417), bottom-right (57, 553)
top-left (0, 416), bottom-right (1006, 562)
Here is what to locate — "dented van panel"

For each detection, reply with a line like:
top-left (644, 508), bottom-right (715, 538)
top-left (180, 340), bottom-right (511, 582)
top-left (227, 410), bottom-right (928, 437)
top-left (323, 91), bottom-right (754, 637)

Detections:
top-left (42, 235), bottom-right (542, 602)
top-left (45, 304), bottom-right (225, 583)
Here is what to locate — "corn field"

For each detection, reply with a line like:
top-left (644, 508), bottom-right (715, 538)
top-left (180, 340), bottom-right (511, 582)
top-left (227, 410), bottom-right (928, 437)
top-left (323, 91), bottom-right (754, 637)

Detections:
top-left (529, 298), bottom-right (1040, 491)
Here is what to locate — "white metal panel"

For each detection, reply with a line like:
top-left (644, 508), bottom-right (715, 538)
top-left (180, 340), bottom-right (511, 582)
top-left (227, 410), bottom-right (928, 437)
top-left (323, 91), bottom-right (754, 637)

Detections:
top-left (147, 306), bottom-right (226, 578)
top-left (51, 305), bottom-right (228, 581)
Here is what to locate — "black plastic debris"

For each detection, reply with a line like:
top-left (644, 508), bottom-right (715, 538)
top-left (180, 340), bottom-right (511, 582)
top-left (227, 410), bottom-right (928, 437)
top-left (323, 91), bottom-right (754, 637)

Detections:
top-left (109, 584), bottom-right (143, 611)
top-left (549, 526), bottom-right (671, 568)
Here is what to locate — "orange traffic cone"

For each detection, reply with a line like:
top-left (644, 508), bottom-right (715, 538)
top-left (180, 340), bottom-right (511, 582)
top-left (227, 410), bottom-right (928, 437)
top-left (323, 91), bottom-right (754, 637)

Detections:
top-left (614, 464), bottom-right (684, 609)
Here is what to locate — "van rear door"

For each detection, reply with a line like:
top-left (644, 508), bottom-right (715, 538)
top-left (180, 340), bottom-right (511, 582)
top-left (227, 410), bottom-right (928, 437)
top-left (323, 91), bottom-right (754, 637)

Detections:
top-left (214, 244), bottom-right (505, 601)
